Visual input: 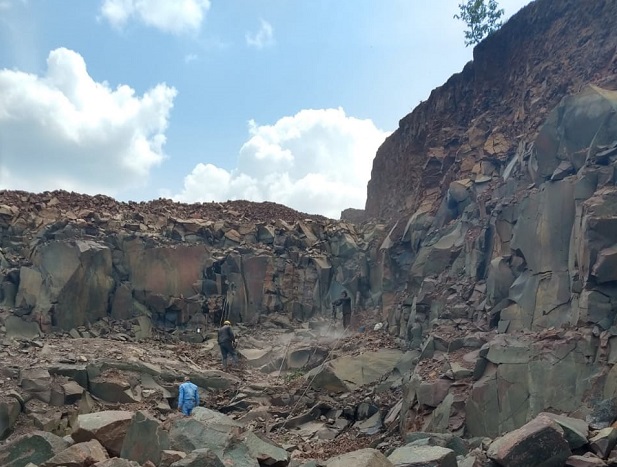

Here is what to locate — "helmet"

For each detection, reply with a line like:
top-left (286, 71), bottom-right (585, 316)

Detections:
top-left (224, 320), bottom-right (231, 325)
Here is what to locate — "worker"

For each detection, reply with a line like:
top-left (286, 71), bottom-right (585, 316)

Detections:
top-left (218, 320), bottom-right (239, 370)
top-left (332, 291), bottom-right (353, 329)
top-left (177, 376), bottom-right (199, 416)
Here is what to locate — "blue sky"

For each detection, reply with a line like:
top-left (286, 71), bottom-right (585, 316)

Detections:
top-left (0, 0), bottom-right (532, 218)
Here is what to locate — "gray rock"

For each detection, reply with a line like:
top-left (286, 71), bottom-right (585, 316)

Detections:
top-left (4, 316), bottom-right (40, 340)
top-left (160, 450), bottom-right (187, 467)
top-left (243, 431), bottom-right (290, 466)
top-left (41, 439), bottom-right (109, 467)
top-left (487, 414), bottom-right (570, 466)
top-left (0, 397), bottom-right (21, 439)
top-left (71, 410), bottom-right (134, 457)
top-left (169, 448), bottom-right (224, 467)
top-left (589, 427), bottom-right (617, 459)
top-left (540, 412), bottom-right (589, 450)
top-left (565, 454), bottom-right (608, 466)
top-left (92, 459), bottom-right (141, 467)
top-left (326, 448), bottom-right (393, 467)
top-left (387, 445), bottom-right (456, 467)
top-left (305, 349), bottom-right (403, 393)
top-left (0, 430), bottom-right (69, 467)
top-left (120, 411), bottom-right (170, 466)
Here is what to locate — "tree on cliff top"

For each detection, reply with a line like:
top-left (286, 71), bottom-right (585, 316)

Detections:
top-left (454, 0), bottom-right (504, 46)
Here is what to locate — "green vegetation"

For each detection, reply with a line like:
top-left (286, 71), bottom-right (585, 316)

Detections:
top-left (454, 0), bottom-right (505, 46)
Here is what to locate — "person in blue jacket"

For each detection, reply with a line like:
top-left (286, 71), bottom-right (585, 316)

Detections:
top-left (177, 376), bottom-right (199, 416)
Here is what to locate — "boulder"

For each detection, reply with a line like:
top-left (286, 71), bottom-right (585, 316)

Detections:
top-left (487, 415), bottom-right (571, 466)
top-left (0, 430), bottom-right (69, 467)
top-left (120, 411), bottom-right (170, 466)
top-left (41, 439), bottom-right (109, 467)
top-left (20, 367), bottom-right (52, 403)
top-left (243, 431), bottom-right (290, 466)
top-left (189, 369), bottom-right (241, 390)
top-left (565, 454), bottom-right (608, 466)
top-left (92, 459), bottom-right (141, 467)
top-left (305, 349), bottom-right (403, 392)
top-left (4, 316), bottom-right (41, 340)
top-left (0, 397), bottom-right (21, 439)
top-left (71, 410), bottom-right (134, 456)
top-left (89, 376), bottom-right (141, 404)
top-left (589, 427), bottom-right (617, 459)
top-left (326, 448), bottom-right (393, 467)
top-left (540, 412), bottom-right (589, 449)
top-left (160, 450), bottom-right (187, 467)
top-left (387, 445), bottom-right (456, 467)
top-left (169, 448), bottom-right (224, 467)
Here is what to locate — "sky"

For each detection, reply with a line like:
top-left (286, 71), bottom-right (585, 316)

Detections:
top-left (0, 0), bottom-right (532, 218)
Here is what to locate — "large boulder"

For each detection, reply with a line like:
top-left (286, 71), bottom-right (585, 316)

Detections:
top-left (20, 367), bottom-right (53, 403)
top-left (326, 448), bottom-right (393, 467)
top-left (305, 349), bottom-right (403, 392)
top-left (169, 416), bottom-right (240, 454)
top-left (41, 439), bottom-right (109, 467)
top-left (487, 414), bottom-right (571, 466)
top-left (243, 431), bottom-right (290, 466)
top-left (387, 445), bottom-right (457, 467)
top-left (0, 397), bottom-right (21, 439)
top-left (120, 411), bottom-right (170, 466)
top-left (0, 431), bottom-right (69, 467)
top-left (71, 410), bottom-right (134, 456)
top-left (169, 449), bottom-right (224, 467)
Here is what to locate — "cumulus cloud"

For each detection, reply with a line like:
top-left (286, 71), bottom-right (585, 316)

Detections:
top-left (173, 108), bottom-right (389, 218)
top-left (0, 47), bottom-right (176, 196)
top-left (100, 0), bottom-right (210, 35)
top-left (246, 19), bottom-right (274, 49)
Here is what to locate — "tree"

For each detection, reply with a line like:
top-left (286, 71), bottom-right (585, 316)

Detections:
top-left (454, 0), bottom-right (505, 47)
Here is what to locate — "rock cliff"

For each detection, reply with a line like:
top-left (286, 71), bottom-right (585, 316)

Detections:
top-left (2, 0), bottom-right (617, 464)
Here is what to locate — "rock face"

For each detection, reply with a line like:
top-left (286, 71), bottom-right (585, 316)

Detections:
top-left (2, 0), bottom-right (617, 463)
top-left (365, 0), bottom-right (617, 219)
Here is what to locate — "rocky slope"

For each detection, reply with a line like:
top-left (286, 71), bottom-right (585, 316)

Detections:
top-left (365, 0), bottom-right (617, 220)
top-left (3, 0), bottom-right (617, 465)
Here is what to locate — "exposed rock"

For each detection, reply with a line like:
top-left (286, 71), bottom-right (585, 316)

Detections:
top-left (326, 448), bottom-right (393, 467)
top-left (169, 449), bottom-right (224, 467)
top-left (120, 411), bottom-right (170, 466)
top-left (589, 427), bottom-right (617, 459)
top-left (487, 415), bottom-right (571, 466)
top-left (0, 431), bottom-right (70, 467)
top-left (243, 431), bottom-right (290, 466)
top-left (41, 439), bottom-right (109, 467)
top-left (160, 450), bottom-right (187, 467)
top-left (387, 445), bottom-right (456, 467)
top-left (71, 410), bottom-right (134, 457)
top-left (0, 397), bottom-right (21, 439)
top-left (305, 349), bottom-right (403, 392)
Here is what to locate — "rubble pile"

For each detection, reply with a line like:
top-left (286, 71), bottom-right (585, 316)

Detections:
top-left (2, 0), bottom-right (617, 465)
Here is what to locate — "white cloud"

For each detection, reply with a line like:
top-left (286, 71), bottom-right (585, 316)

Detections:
top-left (246, 19), bottom-right (274, 49)
top-left (100, 0), bottom-right (210, 35)
top-left (173, 108), bottom-right (389, 218)
top-left (0, 47), bottom-right (177, 196)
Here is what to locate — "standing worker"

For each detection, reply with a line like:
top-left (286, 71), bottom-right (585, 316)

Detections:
top-left (332, 291), bottom-right (353, 330)
top-left (218, 320), bottom-right (239, 370)
top-left (177, 376), bottom-right (199, 416)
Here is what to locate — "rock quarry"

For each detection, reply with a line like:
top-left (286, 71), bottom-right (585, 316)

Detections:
top-left (2, 0), bottom-right (617, 465)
